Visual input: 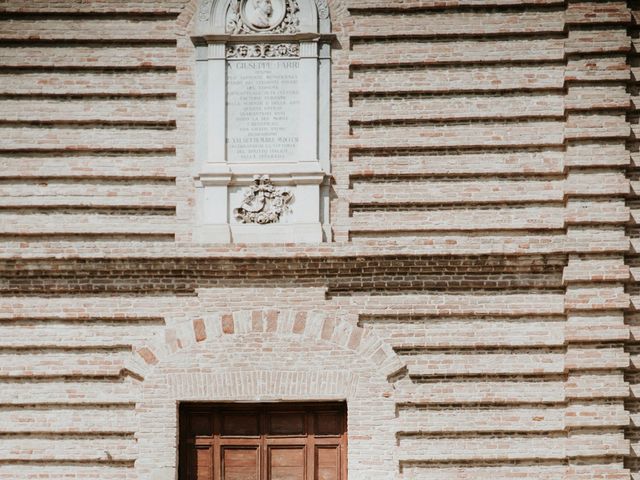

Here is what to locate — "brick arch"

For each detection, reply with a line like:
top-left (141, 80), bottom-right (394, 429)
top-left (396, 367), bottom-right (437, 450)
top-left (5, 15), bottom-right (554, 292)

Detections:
top-left (133, 310), bottom-right (403, 479)
top-left (127, 309), bottom-right (405, 381)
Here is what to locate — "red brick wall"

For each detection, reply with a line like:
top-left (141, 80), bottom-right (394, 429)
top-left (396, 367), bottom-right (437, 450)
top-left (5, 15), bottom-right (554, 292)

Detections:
top-left (0, 0), bottom-right (636, 478)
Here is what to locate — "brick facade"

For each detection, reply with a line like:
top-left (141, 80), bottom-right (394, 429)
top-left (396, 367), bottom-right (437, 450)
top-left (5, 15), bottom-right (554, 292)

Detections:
top-left (0, 0), bottom-right (638, 478)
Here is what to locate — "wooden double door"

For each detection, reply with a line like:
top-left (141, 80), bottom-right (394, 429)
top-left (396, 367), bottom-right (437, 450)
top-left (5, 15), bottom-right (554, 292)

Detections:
top-left (179, 402), bottom-right (347, 480)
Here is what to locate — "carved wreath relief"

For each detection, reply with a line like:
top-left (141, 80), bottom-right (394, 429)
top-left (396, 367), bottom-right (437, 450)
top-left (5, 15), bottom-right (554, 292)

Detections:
top-left (227, 0), bottom-right (300, 34)
top-left (234, 176), bottom-right (293, 224)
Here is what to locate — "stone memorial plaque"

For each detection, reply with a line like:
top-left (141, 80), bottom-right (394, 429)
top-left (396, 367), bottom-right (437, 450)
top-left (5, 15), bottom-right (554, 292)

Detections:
top-left (193, 0), bottom-right (329, 242)
top-left (226, 58), bottom-right (301, 162)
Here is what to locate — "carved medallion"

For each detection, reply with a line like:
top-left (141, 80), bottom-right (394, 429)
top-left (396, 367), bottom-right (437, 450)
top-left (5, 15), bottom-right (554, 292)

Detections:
top-left (244, 0), bottom-right (286, 30)
top-left (234, 175), bottom-right (293, 224)
top-left (227, 0), bottom-right (300, 34)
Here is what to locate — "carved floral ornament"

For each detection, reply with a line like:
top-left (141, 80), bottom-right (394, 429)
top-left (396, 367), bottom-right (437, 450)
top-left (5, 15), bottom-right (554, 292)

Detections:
top-left (234, 175), bottom-right (293, 224)
top-left (226, 42), bottom-right (299, 58)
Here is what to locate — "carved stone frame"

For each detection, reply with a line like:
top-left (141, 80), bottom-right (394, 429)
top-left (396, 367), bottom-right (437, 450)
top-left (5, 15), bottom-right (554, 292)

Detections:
top-left (192, 0), bottom-right (331, 243)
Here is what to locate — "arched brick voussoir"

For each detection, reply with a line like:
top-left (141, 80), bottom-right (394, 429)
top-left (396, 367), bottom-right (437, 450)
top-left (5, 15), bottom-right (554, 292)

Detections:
top-left (135, 309), bottom-right (401, 479)
top-left (130, 309), bottom-right (406, 381)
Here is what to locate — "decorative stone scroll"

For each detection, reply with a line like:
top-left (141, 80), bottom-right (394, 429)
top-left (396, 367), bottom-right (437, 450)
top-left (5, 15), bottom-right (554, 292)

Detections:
top-left (234, 175), bottom-right (293, 224)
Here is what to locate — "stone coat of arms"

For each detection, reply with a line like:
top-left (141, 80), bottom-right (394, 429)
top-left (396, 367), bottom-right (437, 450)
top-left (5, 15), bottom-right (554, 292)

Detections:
top-left (234, 175), bottom-right (293, 224)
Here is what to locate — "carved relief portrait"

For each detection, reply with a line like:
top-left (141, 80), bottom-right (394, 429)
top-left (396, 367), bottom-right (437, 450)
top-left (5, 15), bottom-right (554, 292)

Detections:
top-left (241, 0), bottom-right (286, 30)
top-left (248, 0), bottom-right (272, 28)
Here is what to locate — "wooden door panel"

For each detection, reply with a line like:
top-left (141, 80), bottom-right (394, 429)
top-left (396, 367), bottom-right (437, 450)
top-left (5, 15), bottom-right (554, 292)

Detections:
top-left (195, 446), bottom-right (213, 480)
top-left (269, 413), bottom-right (305, 436)
top-left (315, 446), bottom-right (339, 480)
top-left (190, 414), bottom-right (213, 436)
top-left (315, 413), bottom-right (341, 436)
top-left (269, 446), bottom-right (306, 480)
top-left (222, 447), bottom-right (260, 480)
top-left (221, 412), bottom-right (260, 437)
top-left (179, 403), bottom-right (346, 480)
